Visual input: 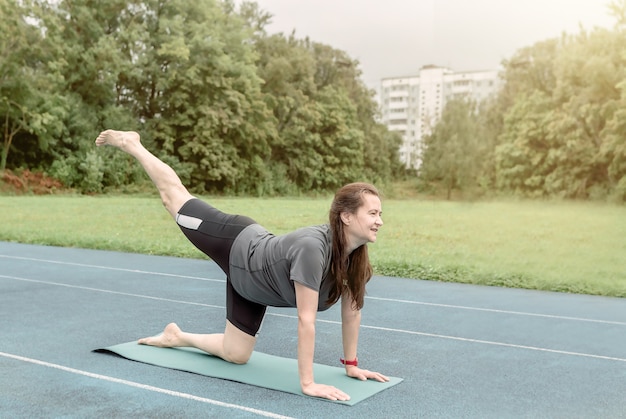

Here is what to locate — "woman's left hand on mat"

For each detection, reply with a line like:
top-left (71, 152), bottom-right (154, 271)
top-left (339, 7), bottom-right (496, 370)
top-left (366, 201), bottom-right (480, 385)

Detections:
top-left (346, 366), bottom-right (390, 382)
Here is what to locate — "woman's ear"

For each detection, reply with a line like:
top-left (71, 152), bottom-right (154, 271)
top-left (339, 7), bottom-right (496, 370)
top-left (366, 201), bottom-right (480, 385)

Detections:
top-left (340, 212), bottom-right (352, 225)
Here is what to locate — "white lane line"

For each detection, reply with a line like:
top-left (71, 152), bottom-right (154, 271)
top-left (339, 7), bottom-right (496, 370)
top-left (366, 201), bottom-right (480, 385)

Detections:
top-left (359, 323), bottom-right (626, 364)
top-left (2, 255), bottom-right (624, 326)
top-left (0, 351), bottom-right (294, 419)
top-left (0, 254), bottom-right (225, 283)
top-left (3, 274), bottom-right (626, 364)
top-left (0, 275), bottom-right (224, 309)
top-left (365, 296), bottom-right (626, 326)
top-left (280, 315), bottom-right (626, 364)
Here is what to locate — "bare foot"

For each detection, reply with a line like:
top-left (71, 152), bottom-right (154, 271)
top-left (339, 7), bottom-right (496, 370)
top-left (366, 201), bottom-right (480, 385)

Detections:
top-left (138, 323), bottom-right (183, 347)
top-left (95, 129), bottom-right (140, 151)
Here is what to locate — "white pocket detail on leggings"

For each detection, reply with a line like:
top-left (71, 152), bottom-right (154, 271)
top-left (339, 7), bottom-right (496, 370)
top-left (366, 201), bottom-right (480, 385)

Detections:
top-left (176, 213), bottom-right (202, 230)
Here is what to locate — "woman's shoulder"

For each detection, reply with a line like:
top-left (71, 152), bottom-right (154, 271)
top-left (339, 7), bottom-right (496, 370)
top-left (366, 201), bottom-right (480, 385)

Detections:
top-left (284, 225), bottom-right (332, 256)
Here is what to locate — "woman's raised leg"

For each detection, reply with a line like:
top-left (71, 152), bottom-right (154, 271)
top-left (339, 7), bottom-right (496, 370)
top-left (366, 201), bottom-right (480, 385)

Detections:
top-left (97, 130), bottom-right (257, 363)
top-left (138, 321), bottom-right (256, 364)
top-left (95, 130), bottom-right (192, 218)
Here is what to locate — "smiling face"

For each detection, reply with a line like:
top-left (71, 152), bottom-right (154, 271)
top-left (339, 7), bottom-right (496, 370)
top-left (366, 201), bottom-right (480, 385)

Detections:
top-left (341, 192), bottom-right (383, 252)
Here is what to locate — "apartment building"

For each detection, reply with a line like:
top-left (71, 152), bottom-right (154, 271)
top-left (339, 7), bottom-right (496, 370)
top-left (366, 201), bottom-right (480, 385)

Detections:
top-left (380, 65), bottom-right (500, 168)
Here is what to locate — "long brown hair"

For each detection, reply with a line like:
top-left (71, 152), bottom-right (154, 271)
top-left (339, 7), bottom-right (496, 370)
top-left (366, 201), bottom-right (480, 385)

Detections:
top-left (326, 182), bottom-right (379, 310)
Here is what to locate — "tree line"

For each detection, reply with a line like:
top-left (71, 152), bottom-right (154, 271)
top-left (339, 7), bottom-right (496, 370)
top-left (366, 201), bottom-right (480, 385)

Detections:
top-left (3, 0), bottom-right (625, 201)
top-left (0, 0), bottom-right (403, 194)
top-left (420, 0), bottom-right (626, 202)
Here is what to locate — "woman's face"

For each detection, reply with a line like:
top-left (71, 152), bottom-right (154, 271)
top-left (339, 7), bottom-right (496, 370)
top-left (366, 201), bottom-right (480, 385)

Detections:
top-left (342, 193), bottom-right (383, 250)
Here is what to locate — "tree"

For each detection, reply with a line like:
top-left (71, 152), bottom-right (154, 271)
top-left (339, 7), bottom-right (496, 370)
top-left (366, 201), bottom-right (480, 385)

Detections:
top-left (2, 0), bottom-right (402, 194)
top-left (115, 0), bottom-right (274, 193)
top-left (490, 10), bottom-right (626, 201)
top-left (420, 99), bottom-right (482, 199)
top-left (0, 0), bottom-right (40, 173)
top-left (254, 31), bottom-right (402, 192)
top-left (22, 0), bottom-right (140, 191)
top-left (603, 0), bottom-right (626, 200)
top-left (600, 84), bottom-right (626, 201)
top-left (608, 0), bottom-right (626, 27)
top-left (548, 27), bottom-right (626, 198)
top-left (495, 91), bottom-right (556, 196)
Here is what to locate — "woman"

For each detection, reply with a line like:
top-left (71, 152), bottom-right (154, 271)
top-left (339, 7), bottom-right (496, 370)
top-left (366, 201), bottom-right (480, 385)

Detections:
top-left (95, 130), bottom-right (389, 401)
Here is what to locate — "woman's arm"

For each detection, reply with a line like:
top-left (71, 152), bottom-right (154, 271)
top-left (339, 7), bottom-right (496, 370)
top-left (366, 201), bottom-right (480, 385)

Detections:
top-left (294, 282), bottom-right (350, 401)
top-left (341, 291), bottom-right (390, 382)
top-left (340, 290), bottom-right (361, 365)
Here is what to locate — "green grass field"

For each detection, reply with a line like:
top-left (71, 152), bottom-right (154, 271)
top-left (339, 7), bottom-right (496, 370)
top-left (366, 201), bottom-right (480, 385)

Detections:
top-left (1, 194), bottom-right (624, 297)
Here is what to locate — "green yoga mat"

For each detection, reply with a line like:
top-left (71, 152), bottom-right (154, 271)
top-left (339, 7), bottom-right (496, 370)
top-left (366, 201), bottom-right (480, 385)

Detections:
top-left (95, 340), bottom-right (402, 405)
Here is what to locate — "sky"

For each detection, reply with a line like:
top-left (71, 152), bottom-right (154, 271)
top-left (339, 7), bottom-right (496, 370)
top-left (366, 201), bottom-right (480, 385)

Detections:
top-left (250, 0), bottom-right (616, 90)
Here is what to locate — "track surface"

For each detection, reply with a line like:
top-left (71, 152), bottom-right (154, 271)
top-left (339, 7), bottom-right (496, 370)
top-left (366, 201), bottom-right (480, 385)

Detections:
top-left (2, 241), bottom-right (625, 418)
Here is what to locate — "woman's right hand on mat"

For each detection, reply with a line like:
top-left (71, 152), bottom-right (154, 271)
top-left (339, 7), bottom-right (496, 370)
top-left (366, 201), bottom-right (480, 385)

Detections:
top-left (301, 382), bottom-right (350, 401)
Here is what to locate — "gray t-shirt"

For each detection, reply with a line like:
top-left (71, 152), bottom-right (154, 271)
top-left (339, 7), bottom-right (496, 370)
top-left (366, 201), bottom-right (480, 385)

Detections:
top-left (229, 224), bottom-right (335, 310)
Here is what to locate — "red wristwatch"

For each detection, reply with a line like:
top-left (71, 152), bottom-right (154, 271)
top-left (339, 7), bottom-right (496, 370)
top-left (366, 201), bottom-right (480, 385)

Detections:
top-left (340, 357), bottom-right (358, 367)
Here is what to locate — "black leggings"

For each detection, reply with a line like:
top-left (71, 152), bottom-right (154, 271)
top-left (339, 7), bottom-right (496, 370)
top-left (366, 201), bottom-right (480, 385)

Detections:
top-left (176, 198), bottom-right (267, 336)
